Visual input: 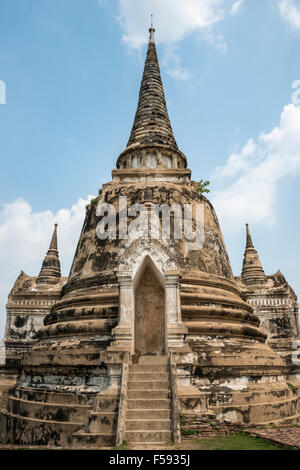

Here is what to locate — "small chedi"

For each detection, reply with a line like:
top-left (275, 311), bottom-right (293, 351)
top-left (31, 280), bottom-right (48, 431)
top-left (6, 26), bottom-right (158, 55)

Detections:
top-left (236, 224), bottom-right (299, 375)
top-left (0, 27), bottom-right (300, 447)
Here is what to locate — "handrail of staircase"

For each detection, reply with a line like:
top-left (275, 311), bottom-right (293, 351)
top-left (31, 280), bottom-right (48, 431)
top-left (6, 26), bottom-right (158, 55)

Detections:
top-left (116, 361), bottom-right (129, 446)
top-left (169, 352), bottom-right (181, 443)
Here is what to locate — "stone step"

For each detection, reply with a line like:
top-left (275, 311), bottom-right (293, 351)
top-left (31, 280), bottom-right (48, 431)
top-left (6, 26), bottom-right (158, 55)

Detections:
top-left (126, 409), bottom-right (172, 420)
top-left (222, 384), bottom-right (295, 406)
top-left (7, 396), bottom-right (89, 423)
top-left (86, 411), bottom-right (118, 434)
top-left (126, 419), bottom-right (171, 431)
top-left (212, 396), bottom-right (299, 423)
top-left (0, 409), bottom-right (83, 447)
top-left (129, 372), bottom-right (169, 381)
top-left (183, 411), bottom-right (216, 420)
top-left (125, 430), bottom-right (172, 443)
top-left (262, 412), bottom-right (300, 426)
top-left (94, 396), bottom-right (119, 413)
top-left (72, 432), bottom-right (116, 448)
top-left (22, 348), bottom-right (104, 367)
top-left (128, 380), bottom-right (169, 391)
top-left (127, 399), bottom-right (171, 410)
top-left (129, 364), bottom-right (169, 373)
top-left (16, 386), bottom-right (95, 406)
top-left (127, 390), bottom-right (170, 400)
top-left (137, 355), bottom-right (169, 365)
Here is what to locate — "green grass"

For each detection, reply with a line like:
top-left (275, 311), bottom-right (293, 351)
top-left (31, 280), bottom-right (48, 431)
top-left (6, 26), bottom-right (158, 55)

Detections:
top-left (85, 197), bottom-right (99, 211)
top-left (181, 428), bottom-right (196, 436)
top-left (0, 447), bottom-right (57, 450)
top-left (179, 414), bottom-right (187, 426)
top-left (1, 432), bottom-right (298, 451)
top-left (112, 440), bottom-right (129, 451)
top-left (287, 382), bottom-right (296, 392)
top-left (190, 432), bottom-right (298, 450)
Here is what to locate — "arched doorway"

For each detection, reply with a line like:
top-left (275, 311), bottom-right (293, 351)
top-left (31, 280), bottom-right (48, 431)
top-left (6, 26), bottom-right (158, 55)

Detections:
top-left (134, 261), bottom-right (166, 355)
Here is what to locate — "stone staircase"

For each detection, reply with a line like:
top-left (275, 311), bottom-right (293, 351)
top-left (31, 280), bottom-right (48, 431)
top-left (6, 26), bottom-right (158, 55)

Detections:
top-left (125, 355), bottom-right (173, 444)
top-left (0, 355), bottom-right (179, 447)
top-left (72, 387), bottom-right (119, 448)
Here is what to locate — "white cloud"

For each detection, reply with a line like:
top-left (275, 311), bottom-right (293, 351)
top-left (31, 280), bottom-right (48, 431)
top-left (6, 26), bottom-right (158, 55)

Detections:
top-left (230, 0), bottom-right (244, 15)
top-left (162, 45), bottom-right (191, 81)
top-left (117, 0), bottom-right (227, 48)
top-left (114, 0), bottom-right (238, 82)
top-left (107, 1), bottom-right (240, 82)
top-left (0, 195), bottom-right (94, 337)
top-left (167, 68), bottom-right (191, 81)
top-left (279, 0), bottom-right (300, 29)
top-left (213, 138), bottom-right (258, 180)
top-left (211, 103), bottom-right (300, 232)
top-left (201, 30), bottom-right (227, 51)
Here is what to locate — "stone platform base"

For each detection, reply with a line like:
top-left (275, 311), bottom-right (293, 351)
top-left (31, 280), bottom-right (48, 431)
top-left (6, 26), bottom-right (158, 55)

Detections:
top-left (186, 378), bottom-right (300, 425)
top-left (0, 367), bottom-right (19, 410)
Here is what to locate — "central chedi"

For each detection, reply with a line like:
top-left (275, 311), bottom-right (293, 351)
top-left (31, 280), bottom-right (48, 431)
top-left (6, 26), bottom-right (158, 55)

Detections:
top-left (1, 27), bottom-right (299, 448)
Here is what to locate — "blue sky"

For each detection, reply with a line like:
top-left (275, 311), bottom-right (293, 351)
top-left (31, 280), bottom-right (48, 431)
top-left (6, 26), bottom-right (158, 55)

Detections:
top-left (0, 0), bottom-right (300, 336)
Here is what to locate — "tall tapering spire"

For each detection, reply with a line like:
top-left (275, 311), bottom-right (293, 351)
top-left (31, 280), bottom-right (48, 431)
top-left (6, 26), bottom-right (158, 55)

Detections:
top-left (241, 224), bottom-right (266, 286)
top-left (246, 223), bottom-right (254, 248)
top-left (36, 224), bottom-right (61, 286)
top-left (115, 26), bottom-right (189, 180)
top-left (49, 223), bottom-right (58, 251)
top-left (125, 27), bottom-right (178, 151)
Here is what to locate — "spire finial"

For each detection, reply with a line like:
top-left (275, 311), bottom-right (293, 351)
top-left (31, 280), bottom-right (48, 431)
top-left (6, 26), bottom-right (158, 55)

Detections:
top-left (246, 223), bottom-right (254, 248)
top-left (36, 224), bottom-right (61, 286)
top-left (49, 223), bottom-right (58, 252)
top-left (116, 20), bottom-right (188, 171)
top-left (241, 224), bottom-right (266, 286)
top-left (121, 23), bottom-right (178, 153)
top-left (149, 14), bottom-right (155, 43)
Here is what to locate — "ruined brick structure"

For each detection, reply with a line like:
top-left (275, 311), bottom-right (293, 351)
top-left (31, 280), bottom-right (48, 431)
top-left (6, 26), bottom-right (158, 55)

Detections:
top-left (236, 224), bottom-right (300, 376)
top-left (0, 225), bottom-right (67, 410)
top-left (0, 27), bottom-right (300, 447)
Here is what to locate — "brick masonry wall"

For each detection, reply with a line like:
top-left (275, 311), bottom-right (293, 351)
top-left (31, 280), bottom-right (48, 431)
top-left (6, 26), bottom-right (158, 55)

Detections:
top-left (180, 414), bottom-right (257, 439)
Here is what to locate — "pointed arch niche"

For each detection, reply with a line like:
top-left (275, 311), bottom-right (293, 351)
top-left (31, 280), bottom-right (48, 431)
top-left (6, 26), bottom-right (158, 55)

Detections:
top-left (134, 257), bottom-right (166, 354)
top-left (109, 255), bottom-right (187, 354)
